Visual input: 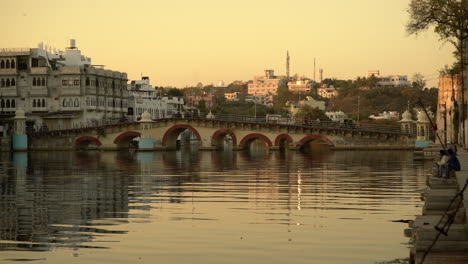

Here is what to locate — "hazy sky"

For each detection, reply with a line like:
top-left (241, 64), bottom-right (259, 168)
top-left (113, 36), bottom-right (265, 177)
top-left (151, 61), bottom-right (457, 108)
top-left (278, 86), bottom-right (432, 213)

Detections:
top-left (1, 0), bottom-right (455, 87)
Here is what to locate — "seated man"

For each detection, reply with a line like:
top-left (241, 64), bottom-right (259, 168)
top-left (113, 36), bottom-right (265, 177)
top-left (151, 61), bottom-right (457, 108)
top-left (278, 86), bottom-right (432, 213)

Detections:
top-left (436, 150), bottom-right (448, 178)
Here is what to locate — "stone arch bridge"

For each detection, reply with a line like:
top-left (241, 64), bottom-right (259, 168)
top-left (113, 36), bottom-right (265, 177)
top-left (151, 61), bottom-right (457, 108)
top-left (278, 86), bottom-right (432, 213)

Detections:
top-left (29, 118), bottom-right (414, 151)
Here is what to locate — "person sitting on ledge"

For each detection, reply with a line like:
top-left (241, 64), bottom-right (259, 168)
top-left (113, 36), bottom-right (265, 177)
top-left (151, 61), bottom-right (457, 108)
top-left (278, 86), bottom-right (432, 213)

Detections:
top-left (447, 149), bottom-right (461, 179)
top-left (436, 150), bottom-right (448, 178)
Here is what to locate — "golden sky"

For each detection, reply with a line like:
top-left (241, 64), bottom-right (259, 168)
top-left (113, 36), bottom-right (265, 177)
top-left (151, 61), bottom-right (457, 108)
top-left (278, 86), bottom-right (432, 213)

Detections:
top-left (0, 0), bottom-right (455, 87)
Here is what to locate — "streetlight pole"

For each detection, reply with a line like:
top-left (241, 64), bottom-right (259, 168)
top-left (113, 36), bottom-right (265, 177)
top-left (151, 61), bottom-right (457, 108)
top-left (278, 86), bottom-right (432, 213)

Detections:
top-left (357, 96), bottom-right (360, 124)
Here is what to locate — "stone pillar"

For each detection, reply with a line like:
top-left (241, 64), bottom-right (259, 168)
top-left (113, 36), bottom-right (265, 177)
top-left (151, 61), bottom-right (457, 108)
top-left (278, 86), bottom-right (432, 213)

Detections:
top-left (138, 111), bottom-right (154, 151)
top-left (13, 109), bottom-right (28, 151)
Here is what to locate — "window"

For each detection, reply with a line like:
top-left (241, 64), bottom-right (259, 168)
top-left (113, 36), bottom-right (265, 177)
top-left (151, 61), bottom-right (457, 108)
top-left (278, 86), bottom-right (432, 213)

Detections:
top-left (33, 78), bottom-right (37, 86)
top-left (62, 80), bottom-right (68, 86)
top-left (32, 99), bottom-right (36, 108)
top-left (42, 99), bottom-right (46, 107)
top-left (74, 98), bottom-right (79, 107)
top-left (6, 100), bottom-right (10, 108)
top-left (5, 60), bottom-right (10, 69)
top-left (63, 99), bottom-right (67, 107)
top-left (5, 79), bottom-right (10, 87)
top-left (86, 78), bottom-right (90, 86)
top-left (68, 99), bottom-right (72, 107)
top-left (68, 80), bottom-right (73, 86)
top-left (41, 78), bottom-right (46, 86)
top-left (10, 60), bottom-right (15, 69)
top-left (0, 60), bottom-right (4, 69)
top-left (11, 78), bottom-right (15, 86)
top-left (74, 80), bottom-right (80, 86)
top-left (0, 100), bottom-right (3, 108)
top-left (0, 79), bottom-right (4, 87)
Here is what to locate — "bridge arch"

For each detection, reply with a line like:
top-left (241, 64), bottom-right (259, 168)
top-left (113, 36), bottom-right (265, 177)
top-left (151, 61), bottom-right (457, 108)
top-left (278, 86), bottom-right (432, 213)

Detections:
top-left (211, 129), bottom-right (237, 149)
top-left (162, 124), bottom-right (201, 148)
top-left (297, 134), bottom-right (333, 149)
top-left (239, 133), bottom-right (272, 149)
top-left (75, 136), bottom-right (102, 148)
top-left (274, 134), bottom-right (293, 149)
top-left (113, 131), bottom-right (141, 149)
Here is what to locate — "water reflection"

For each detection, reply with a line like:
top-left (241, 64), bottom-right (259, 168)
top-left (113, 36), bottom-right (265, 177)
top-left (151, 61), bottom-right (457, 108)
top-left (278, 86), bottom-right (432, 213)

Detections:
top-left (0, 150), bottom-right (430, 264)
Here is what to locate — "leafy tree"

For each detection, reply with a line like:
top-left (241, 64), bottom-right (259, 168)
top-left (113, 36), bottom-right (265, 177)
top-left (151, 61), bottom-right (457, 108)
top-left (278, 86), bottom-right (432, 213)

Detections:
top-left (167, 88), bottom-right (184, 97)
top-left (294, 105), bottom-right (330, 122)
top-left (198, 99), bottom-right (207, 113)
top-left (411, 73), bottom-right (426, 90)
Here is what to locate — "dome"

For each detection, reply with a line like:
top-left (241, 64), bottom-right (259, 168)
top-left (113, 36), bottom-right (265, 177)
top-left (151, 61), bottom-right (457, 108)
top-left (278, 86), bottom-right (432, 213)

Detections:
top-left (399, 110), bottom-right (413, 122)
top-left (139, 111), bottom-right (152, 122)
top-left (14, 109), bottom-right (26, 119)
top-left (416, 110), bottom-right (429, 123)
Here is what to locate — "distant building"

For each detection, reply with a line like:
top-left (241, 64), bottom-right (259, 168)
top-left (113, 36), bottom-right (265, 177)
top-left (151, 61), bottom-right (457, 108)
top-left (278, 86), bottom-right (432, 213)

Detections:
top-left (127, 77), bottom-right (184, 121)
top-left (326, 111), bottom-right (347, 122)
top-left (224, 92), bottom-right (240, 102)
top-left (377, 75), bottom-right (409, 87)
top-left (287, 79), bottom-right (313, 93)
top-left (317, 85), bottom-right (338, 98)
top-left (369, 111), bottom-right (400, 120)
top-left (0, 39), bottom-right (128, 131)
top-left (248, 69), bottom-right (286, 96)
top-left (245, 94), bottom-right (274, 107)
top-left (287, 96), bottom-right (326, 117)
top-left (186, 94), bottom-right (214, 109)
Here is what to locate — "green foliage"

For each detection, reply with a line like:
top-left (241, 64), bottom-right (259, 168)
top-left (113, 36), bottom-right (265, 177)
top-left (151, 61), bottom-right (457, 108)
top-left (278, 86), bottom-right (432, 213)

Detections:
top-left (198, 99), bottom-right (207, 113)
top-left (166, 88), bottom-right (184, 97)
top-left (273, 82), bottom-right (294, 113)
top-left (294, 105), bottom-right (330, 122)
top-left (212, 101), bottom-right (272, 117)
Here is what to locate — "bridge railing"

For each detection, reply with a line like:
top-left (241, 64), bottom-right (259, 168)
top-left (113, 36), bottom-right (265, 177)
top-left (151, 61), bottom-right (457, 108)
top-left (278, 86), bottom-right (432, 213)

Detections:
top-left (29, 112), bottom-right (409, 136)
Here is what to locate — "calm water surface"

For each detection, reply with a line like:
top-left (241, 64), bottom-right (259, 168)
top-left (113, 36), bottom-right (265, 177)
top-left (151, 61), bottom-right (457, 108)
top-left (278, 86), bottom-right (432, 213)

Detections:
top-left (0, 149), bottom-right (430, 264)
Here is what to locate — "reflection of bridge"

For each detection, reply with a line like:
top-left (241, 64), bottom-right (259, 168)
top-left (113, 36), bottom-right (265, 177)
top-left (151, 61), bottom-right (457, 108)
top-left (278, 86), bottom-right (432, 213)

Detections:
top-left (29, 117), bottom-right (413, 150)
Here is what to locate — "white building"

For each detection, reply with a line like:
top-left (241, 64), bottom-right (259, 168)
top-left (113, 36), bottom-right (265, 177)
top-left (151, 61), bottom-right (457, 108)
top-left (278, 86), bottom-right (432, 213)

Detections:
top-left (378, 75), bottom-right (409, 87)
top-left (0, 39), bottom-right (128, 131)
top-left (127, 77), bottom-right (184, 121)
top-left (326, 111), bottom-right (348, 122)
top-left (369, 111), bottom-right (400, 120)
top-left (317, 86), bottom-right (338, 98)
top-left (288, 96), bottom-right (326, 117)
top-left (245, 93), bottom-right (273, 107)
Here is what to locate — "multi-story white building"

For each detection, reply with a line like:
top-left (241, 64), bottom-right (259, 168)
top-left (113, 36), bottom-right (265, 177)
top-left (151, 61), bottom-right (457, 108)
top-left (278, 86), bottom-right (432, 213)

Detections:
top-left (326, 111), bottom-right (347, 122)
top-left (0, 39), bottom-right (128, 131)
top-left (377, 75), bottom-right (409, 87)
top-left (317, 85), bottom-right (338, 98)
top-left (127, 77), bottom-right (184, 120)
top-left (287, 79), bottom-right (313, 93)
top-left (247, 70), bottom-right (286, 96)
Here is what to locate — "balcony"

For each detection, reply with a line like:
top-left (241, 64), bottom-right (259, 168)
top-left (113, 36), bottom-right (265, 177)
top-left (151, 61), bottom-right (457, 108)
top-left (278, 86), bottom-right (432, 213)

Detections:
top-left (86, 87), bottom-right (97, 95)
top-left (0, 69), bottom-right (17, 75)
top-left (60, 87), bottom-right (82, 96)
top-left (0, 87), bottom-right (18, 97)
top-left (30, 87), bottom-right (48, 96)
top-left (30, 67), bottom-right (48, 75)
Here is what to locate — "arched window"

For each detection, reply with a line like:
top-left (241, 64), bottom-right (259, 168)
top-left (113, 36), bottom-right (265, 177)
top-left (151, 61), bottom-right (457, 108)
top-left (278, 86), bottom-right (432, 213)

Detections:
top-left (63, 99), bottom-right (67, 107)
top-left (6, 100), bottom-right (10, 108)
top-left (0, 100), bottom-right (4, 108)
top-left (5, 60), bottom-right (9, 69)
top-left (10, 60), bottom-right (15, 69)
top-left (112, 99), bottom-right (115, 107)
top-left (5, 79), bottom-right (10, 87)
top-left (33, 99), bottom-right (36, 108)
top-left (11, 78), bottom-right (15, 86)
top-left (42, 99), bottom-right (46, 107)
top-left (112, 81), bottom-right (115, 89)
top-left (420, 126), bottom-right (425, 137)
top-left (96, 80), bottom-right (99, 88)
top-left (0, 60), bottom-right (4, 69)
top-left (1, 79), bottom-right (4, 87)
top-left (86, 77), bottom-right (90, 86)
top-left (68, 99), bottom-right (73, 107)
top-left (33, 78), bottom-right (36, 86)
top-left (74, 98), bottom-right (79, 107)
top-left (11, 99), bottom-right (15, 108)
top-left (41, 78), bottom-right (46, 86)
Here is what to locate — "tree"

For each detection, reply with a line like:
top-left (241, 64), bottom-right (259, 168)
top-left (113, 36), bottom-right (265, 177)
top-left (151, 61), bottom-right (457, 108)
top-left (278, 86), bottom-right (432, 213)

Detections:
top-left (167, 88), bottom-right (184, 97)
top-left (198, 99), bottom-right (207, 113)
top-left (293, 105), bottom-right (330, 122)
top-left (407, 0), bottom-right (468, 143)
top-left (412, 73), bottom-right (427, 90)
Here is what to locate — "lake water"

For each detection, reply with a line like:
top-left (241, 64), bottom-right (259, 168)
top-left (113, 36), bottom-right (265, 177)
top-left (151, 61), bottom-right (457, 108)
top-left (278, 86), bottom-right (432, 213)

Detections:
top-left (0, 149), bottom-right (429, 264)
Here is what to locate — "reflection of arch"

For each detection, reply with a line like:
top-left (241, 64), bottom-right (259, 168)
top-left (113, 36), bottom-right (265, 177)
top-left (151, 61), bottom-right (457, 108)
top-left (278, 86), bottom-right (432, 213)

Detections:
top-left (211, 129), bottom-right (237, 148)
top-left (239, 133), bottom-right (272, 149)
top-left (297, 134), bottom-right (333, 148)
top-left (113, 131), bottom-right (141, 144)
top-left (75, 136), bottom-right (102, 146)
top-left (274, 134), bottom-right (293, 146)
top-left (162, 124), bottom-right (201, 147)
